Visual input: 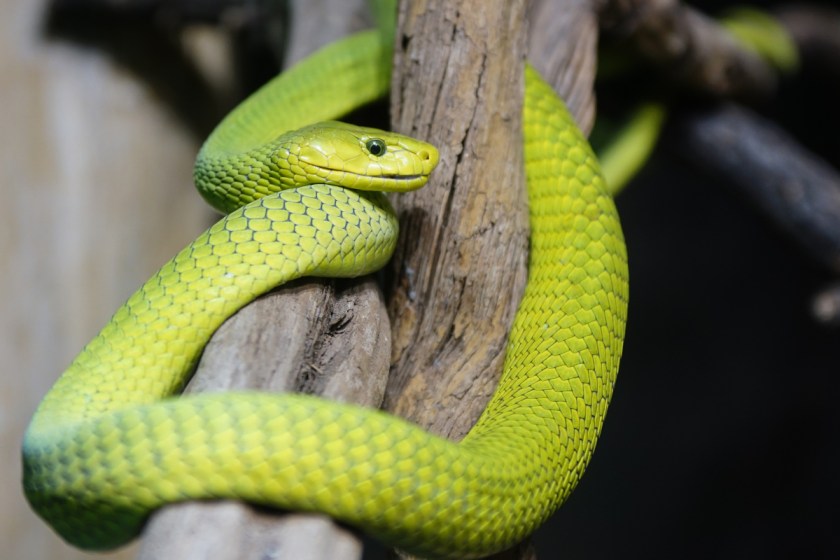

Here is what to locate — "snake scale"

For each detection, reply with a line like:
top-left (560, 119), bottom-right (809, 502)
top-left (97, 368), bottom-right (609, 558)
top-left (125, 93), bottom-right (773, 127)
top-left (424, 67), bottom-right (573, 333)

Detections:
top-left (22, 23), bottom-right (628, 560)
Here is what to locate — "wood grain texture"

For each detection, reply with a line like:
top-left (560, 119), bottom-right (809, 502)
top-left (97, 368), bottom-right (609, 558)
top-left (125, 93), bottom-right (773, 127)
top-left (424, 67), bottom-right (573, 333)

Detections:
top-left (387, 0), bottom-right (529, 442)
top-left (137, 279), bottom-right (391, 560)
top-left (136, 1), bottom-right (384, 559)
top-left (528, 0), bottom-right (599, 134)
top-left (386, 1), bottom-right (599, 558)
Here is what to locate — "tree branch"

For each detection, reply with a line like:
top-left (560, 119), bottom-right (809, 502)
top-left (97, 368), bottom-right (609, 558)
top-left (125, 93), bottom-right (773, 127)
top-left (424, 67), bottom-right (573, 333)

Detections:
top-left (137, 280), bottom-right (391, 560)
top-left (136, 1), bottom-right (385, 559)
top-left (670, 104), bottom-right (840, 273)
top-left (599, 0), bottom-right (777, 98)
top-left (385, 1), bottom-right (601, 559)
top-left (528, 0), bottom-right (599, 133)
top-left (388, 0), bottom-right (529, 445)
top-left (138, 0), bottom-right (605, 557)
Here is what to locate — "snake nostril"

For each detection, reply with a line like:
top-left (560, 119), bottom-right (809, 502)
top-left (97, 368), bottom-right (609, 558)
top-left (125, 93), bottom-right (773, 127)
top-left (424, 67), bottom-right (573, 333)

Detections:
top-left (419, 150), bottom-right (430, 161)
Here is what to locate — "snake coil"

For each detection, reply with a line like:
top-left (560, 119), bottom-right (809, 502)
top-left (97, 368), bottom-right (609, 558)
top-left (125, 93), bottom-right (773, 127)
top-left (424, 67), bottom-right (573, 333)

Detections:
top-left (23, 30), bottom-right (627, 559)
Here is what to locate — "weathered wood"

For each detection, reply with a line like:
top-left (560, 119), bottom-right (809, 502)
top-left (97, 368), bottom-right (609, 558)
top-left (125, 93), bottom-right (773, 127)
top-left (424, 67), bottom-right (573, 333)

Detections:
top-left (137, 279), bottom-right (391, 560)
top-left (386, 2), bottom-right (600, 558)
top-left (136, 1), bottom-right (384, 559)
top-left (528, 0), bottom-right (599, 133)
top-left (387, 1), bottom-right (535, 558)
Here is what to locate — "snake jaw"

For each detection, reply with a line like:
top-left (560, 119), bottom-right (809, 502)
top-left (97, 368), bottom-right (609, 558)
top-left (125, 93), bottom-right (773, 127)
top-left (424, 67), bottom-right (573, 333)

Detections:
top-left (298, 164), bottom-right (432, 193)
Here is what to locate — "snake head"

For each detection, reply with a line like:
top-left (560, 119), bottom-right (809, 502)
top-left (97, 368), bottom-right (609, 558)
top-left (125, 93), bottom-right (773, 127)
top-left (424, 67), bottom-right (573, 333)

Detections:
top-left (273, 121), bottom-right (439, 192)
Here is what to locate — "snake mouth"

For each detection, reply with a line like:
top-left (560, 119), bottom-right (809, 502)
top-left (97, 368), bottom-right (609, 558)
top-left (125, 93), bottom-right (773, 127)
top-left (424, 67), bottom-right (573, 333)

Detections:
top-left (311, 165), bottom-right (428, 180)
top-left (305, 164), bottom-right (431, 191)
top-left (380, 174), bottom-right (425, 181)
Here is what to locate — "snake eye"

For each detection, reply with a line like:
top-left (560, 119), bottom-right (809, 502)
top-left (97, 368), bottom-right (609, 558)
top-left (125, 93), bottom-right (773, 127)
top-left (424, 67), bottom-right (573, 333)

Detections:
top-left (365, 139), bottom-right (386, 157)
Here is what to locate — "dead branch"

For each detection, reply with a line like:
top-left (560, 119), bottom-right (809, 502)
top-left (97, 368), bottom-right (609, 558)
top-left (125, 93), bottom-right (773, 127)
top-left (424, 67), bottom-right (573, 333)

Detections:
top-left (386, 1), bottom-right (599, 558)
top-left (670, 104), bottom-right (840, 273)
top-left (386, 0), bottom-right (528, 555)
top-left (137, 1), bottom-right (385, 559)
top-left (137, 280), bottom-right (391, 560)
top-left (598, 0), bottom-right (777, 98)
top-left (528, 0), bottom-right (600, 133)
top-left (387, 0), bottom-right (528, 445)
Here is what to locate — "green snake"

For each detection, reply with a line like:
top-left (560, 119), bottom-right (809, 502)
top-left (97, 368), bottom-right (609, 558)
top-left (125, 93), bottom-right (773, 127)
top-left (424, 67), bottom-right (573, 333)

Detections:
top-left (23, 24), bottom-right (628, 560)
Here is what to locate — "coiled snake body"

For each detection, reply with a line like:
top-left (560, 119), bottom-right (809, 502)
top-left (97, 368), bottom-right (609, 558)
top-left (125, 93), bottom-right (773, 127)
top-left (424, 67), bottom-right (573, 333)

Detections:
top-left (23, 30), bottom-right (628, 559)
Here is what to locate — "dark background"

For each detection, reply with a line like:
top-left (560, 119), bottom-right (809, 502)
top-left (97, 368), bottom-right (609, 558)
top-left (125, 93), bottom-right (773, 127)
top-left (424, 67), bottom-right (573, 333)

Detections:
top-left (537, 1), bottom-right (840, 557)
top-left (537, 152), bottom-right (839, 558)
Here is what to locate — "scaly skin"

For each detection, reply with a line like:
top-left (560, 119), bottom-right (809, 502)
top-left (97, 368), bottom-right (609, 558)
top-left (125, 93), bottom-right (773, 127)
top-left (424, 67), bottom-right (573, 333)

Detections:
top-left (22, 31), bottom-right (628, 559)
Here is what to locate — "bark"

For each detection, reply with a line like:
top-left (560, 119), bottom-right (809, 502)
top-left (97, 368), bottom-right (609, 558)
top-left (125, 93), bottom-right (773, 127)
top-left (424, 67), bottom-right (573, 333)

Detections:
top-left (387, 1), bottom-right (597, 559)
top-left (139, 0), bottom-right (603, 558)
top-left (137, 1), bottom-right (384, 560)
top-left (387, 0), bottom-right (529, 444)
top-left (136, 279), bottom-right (391, 560)
top-left (528, 0), bottom-right (599, 133)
